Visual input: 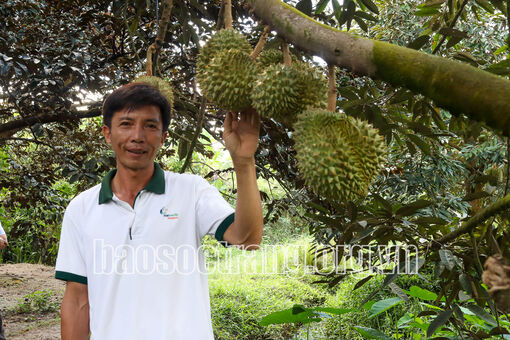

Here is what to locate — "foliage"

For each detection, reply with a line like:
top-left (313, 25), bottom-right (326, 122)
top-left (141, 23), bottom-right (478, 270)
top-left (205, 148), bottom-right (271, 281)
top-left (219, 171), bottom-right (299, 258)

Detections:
top-left (12, 290), bottom-right (60, 314)
top-left (1, 0), bottom-right (510, 337)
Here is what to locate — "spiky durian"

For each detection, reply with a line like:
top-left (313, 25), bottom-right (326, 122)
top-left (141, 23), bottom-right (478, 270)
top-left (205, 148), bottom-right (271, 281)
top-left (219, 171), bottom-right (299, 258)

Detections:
top-left (251, 62), bottom-right (327, 125)
top-left (257, 49), bottom-right (284, 67)
top-left (133, 75), bottom-right (174, 112)
top-left (200, 49), bottom-right (259, 111)
top-left (294, 109), bottom-right (387, 201)
top-left (293, 61), bottom-right (328, 109)
top-left (196, 29), bottom-right (252, 84)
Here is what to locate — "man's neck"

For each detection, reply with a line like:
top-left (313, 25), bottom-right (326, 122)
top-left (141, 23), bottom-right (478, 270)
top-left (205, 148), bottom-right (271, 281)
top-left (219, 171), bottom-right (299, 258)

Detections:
top-left (111, 163), bottom-right (154, 207)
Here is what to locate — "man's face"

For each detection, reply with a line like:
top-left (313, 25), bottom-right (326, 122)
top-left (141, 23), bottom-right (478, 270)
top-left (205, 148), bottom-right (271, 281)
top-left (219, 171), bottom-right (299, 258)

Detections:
top-left (103, 105), bottom-right (167, 172)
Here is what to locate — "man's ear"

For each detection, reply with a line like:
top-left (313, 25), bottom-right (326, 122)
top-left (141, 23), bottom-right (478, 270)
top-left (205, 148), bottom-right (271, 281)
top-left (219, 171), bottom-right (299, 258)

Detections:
top-left (161, 131), bottom-right (168, 145)
top-left (103, 125), bottom-right (112, 144)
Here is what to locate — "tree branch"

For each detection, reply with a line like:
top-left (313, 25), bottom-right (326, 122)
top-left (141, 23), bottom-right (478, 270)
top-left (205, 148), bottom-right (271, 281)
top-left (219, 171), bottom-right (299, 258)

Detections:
top-left (180, 96), bottom-right (206, 173)
top-left (432, 0), bottom-right (469, 55)
top-left (433, 193), bottom-right (510, 247)
top-left (250, 26), bottom-right (271, 59)
top-left (147, 0), bottom-right (174, 76)
top-left (0, 108), bottom-right (101, 138)
top-left (246, 0), bottom-right (510, 135)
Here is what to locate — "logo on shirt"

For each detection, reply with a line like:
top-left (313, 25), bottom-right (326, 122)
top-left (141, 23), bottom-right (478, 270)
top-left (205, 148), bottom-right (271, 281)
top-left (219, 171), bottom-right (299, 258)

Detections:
top-left (160, 207), bottom-right (178, 220)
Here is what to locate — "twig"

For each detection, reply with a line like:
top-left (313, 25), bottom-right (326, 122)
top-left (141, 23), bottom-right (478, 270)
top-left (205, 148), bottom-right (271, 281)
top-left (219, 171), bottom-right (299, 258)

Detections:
top-left (180, 96), bottom-right (207, 173)
top-left (432, 0), bottom-right (469, 54)
top-left (281, 40), bottom-right (291, 66)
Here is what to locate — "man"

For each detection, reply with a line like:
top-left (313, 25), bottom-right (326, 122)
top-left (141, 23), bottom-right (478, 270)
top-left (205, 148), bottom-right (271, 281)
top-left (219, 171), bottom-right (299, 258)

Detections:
top-left (0, 220), bottom-right (7, 340)
top-left (55, 82), bottom-right (263, 339)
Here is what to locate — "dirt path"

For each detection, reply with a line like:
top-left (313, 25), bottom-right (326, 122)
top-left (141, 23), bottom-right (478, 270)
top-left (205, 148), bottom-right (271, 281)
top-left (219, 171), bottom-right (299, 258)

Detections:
top-left (0, 263), bottom-right (64, 339)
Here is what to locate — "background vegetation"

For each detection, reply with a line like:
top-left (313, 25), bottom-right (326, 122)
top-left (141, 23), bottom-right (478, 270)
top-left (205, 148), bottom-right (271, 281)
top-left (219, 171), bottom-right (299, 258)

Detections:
top-left (1, 0), bottom-right (510, 338)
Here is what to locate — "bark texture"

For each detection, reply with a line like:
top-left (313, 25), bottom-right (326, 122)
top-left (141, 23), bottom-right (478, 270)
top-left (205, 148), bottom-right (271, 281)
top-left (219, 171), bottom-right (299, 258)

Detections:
top-left (247, 0), bottom-right (510, 135)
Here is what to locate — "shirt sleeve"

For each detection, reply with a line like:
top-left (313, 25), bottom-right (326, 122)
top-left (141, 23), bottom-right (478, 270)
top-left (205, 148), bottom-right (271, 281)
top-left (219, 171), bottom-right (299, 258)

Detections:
top-left (195, 176), bottom-right (235, 241)
top-left (55, 204), bottom-right (88, 284)
top-left (0, 221), bottom-right (5, 236)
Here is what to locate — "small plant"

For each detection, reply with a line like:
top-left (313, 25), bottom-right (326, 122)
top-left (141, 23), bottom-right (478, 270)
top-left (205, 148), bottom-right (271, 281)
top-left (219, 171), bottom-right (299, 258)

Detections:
top-left (14, 290), bottom-right (59, 314)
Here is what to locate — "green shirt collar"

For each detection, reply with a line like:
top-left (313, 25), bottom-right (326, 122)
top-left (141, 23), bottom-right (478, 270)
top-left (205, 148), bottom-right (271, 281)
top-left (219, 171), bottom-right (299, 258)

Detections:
top-left (98, 163), bottom-right (165, 204)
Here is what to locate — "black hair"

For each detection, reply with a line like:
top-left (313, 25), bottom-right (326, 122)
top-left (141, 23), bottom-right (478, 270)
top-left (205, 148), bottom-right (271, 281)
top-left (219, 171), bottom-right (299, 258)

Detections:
top-left (102, 82), bottom-right (171, 131)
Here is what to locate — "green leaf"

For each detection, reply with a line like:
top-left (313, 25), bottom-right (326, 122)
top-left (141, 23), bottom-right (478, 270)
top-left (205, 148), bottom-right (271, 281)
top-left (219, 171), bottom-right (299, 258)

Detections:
top-left (427, 309), bottom-right (454, 337)
top-left (474, 0), bottom-right (495, 13)
top-left (466, 304), bottom-right (497, 326)
top-left (315, 0), bottom-right (329, 14)
top-left (395, 199), bottom-right (432, 216)
top-left (313, 307), bottom-right (354, 315)
top-left (353, 16), bottom-right (368, 32)
top-left (439, 249), bottom-right (456, 271)
top-left (462, 191), bottom-right (491, 201)
top-left (354, 275), bottom-right (374, 290)
top-left (409, 286), bottom-right (437, 301)
top-left (357, 0), bottom-right (379, 14)
top-left (494, 44), bottom-right (508, 55)
top-left (415, 6), bottom-right (441, 16)
top-left (407, 134), bottom-right (431, 155)
top-left (369, 297), bottom-right (403, 318)
top-left (296, 0), bottom-right (313, 16)
top-left (260, 305), bottom-right (322, 325)
top-left (438, 27), bottom-right (467, 38)
top-left (485, 59), bottom-right (510, 76)
top-left (353, 326), bottom-right (392, 340)
top-left (407, 35), bottom-right (430, 50)
top-left (355, 10), bottom-right (378, 21)
top-left (414, 217), bottom-right (448, 226)
top-left (459, 273), bottom-right (473, 295)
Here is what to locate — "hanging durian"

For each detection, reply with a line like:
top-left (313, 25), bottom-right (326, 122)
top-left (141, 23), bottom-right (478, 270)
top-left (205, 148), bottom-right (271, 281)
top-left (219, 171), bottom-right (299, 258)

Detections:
top-left (200, 49), bottom-right (259, 111)
top-left (196, 29), bottom-right (252, 84)
top-left (294, 109), bottom-right (387, 201)
top-left (251, 61), bottom-right (327, 125)
top-left (133, 75), bottom-right (174, 112)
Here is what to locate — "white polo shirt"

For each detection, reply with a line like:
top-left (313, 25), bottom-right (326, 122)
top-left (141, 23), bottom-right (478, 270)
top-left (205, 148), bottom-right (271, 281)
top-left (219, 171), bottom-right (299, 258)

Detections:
top-left (55, 164), bottom-right (234, 339)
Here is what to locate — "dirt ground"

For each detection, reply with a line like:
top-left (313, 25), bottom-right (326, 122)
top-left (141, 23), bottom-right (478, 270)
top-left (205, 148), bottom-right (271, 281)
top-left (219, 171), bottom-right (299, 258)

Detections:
top-left (0, 263), bottom-right (64, 339)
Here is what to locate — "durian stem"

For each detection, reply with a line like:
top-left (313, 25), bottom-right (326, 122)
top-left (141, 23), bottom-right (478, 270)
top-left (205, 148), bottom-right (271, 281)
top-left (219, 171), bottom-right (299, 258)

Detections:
top-left (327, 64), bottom-right (336, 111)
top-left (146, 0), bottom-right (174, 76)
top-left (250, 26), bottom-right (271, 59)
top-left (281, 40), bottom-right (291, 66)
top-left (146, 45), bottom-right (157, 76)
top-left (224, 0), bottom-right (233, 29)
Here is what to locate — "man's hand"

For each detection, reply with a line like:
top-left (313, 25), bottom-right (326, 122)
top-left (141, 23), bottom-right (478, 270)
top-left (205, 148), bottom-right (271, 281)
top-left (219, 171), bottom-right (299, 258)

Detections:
top-left (223, 108), bottom-right (260, 166)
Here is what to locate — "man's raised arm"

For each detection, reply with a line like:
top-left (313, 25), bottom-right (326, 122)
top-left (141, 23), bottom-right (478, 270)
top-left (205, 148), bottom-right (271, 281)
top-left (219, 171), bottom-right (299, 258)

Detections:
top-left (222, 109), bottom-right (264, 249)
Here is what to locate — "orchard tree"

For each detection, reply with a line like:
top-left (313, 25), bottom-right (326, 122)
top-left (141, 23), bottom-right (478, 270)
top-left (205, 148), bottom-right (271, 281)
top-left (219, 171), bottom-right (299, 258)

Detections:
top-left (1, 0), bottom-right (509, 336)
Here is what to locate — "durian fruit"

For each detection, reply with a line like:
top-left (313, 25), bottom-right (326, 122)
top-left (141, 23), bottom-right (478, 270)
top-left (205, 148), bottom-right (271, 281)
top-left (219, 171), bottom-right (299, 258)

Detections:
top-left (133, 75), bottom-right (174, 112)
top-left (257, 49), bottom-right (284, 67)
top-left (293, 109), bottom-right (387, 201)
top-left (251, 61), bottom-right (327, 125)
top-left (200, 49), bottom-right (259, 111)
top-left (196, 29), bottom-right (252, 84)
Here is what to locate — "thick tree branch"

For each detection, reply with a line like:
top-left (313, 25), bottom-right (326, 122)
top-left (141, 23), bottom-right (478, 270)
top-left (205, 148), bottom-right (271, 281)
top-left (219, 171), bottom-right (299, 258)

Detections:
top-left (0, 108), bottom-right (101, 138)
top-left (246, 0), bottom-right (510, 135)
top-left (433, 193), bottom-right (510, 247)
top-left (250, 26), bottom-right (271, 59)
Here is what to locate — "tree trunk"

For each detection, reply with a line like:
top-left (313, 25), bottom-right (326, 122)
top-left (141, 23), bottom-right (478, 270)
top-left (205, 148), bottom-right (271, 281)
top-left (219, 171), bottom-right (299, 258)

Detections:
top-left (247, 0), bottom-right (510, 136)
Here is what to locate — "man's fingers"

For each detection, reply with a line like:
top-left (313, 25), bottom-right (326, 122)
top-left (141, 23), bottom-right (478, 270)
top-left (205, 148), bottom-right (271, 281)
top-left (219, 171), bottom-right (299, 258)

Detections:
top-left (223, 111), bottom-right (233, 134)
